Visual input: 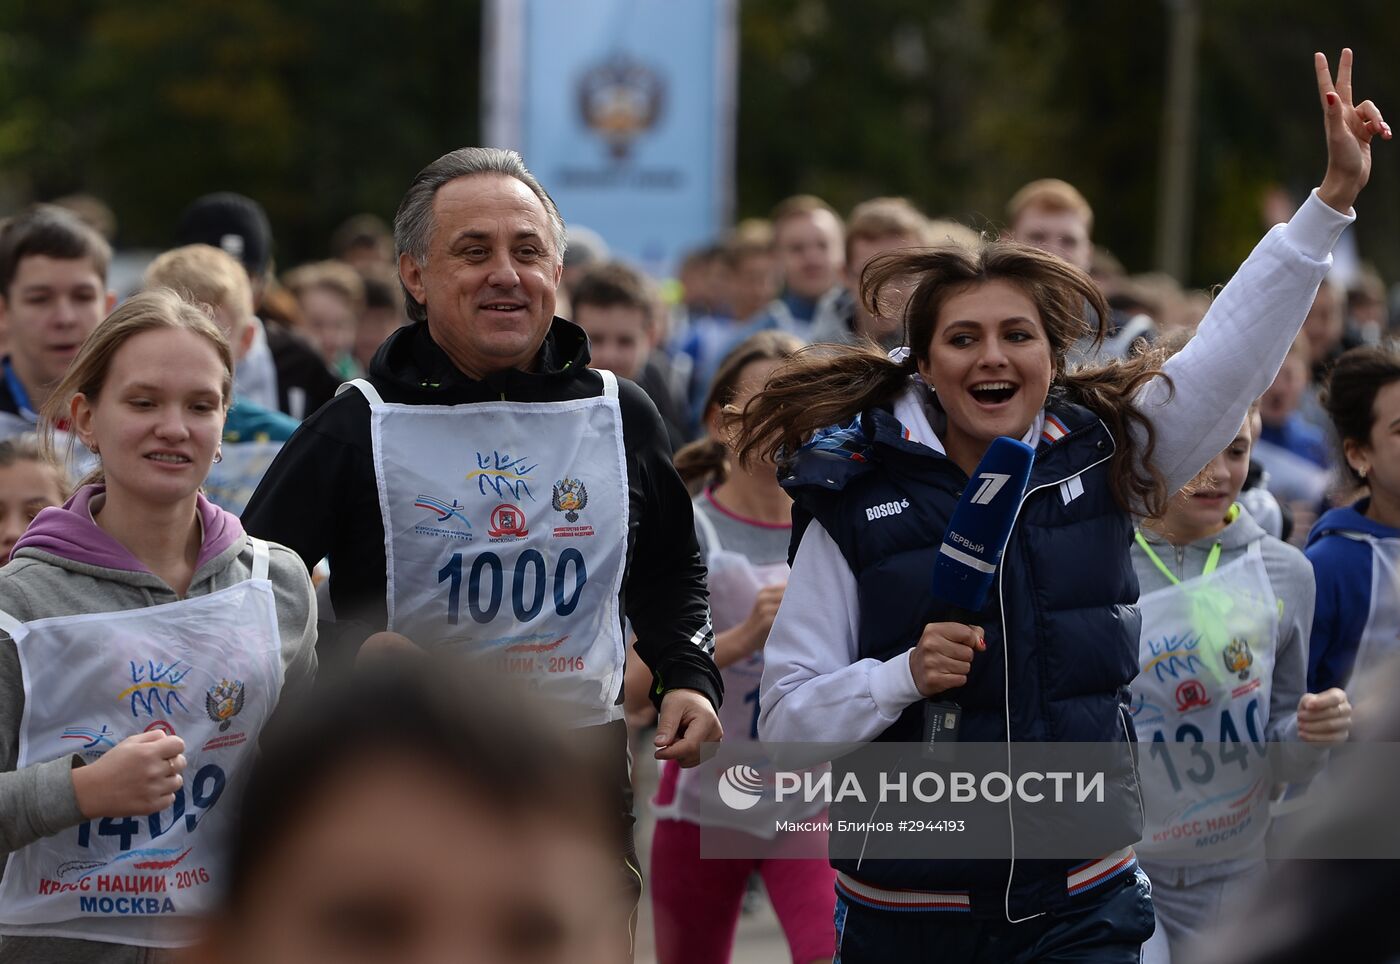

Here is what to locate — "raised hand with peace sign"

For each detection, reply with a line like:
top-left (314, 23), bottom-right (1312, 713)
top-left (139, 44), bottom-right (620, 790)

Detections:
top-left (1316, 48), bottom-right (1391, 214)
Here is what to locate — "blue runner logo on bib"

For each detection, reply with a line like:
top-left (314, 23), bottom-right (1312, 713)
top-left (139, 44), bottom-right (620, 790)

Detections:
top-left (468, 451), bottom-right (537, 502)
top-left (120, 660), bottom-right (193, 720)
top-left (1144, 633), bottom-right (1204, 683)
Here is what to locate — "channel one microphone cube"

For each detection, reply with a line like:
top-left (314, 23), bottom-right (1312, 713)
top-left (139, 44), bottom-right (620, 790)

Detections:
top-left (931, 436), bottom-right (1036, 613)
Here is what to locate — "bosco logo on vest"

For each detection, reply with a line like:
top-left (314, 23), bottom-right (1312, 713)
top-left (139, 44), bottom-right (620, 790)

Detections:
top-left (864, 499), bottom-right (910, 522)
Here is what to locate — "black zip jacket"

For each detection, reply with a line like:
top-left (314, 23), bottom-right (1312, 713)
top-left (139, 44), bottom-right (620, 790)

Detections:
top-left (243, 318), bottom-right (721, 712)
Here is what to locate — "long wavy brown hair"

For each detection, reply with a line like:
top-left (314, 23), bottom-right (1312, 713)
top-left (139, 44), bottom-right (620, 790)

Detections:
top-left (735, 241), bottom-right (1173, 515)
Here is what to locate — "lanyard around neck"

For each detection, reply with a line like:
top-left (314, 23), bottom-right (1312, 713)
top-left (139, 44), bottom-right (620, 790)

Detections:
top-left (1134, 530), bottom-right (1222, 586)
top-left (1135, 503), bottom-right (1239, 585)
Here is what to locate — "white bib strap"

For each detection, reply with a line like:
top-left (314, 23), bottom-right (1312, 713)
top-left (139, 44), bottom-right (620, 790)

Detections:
top-left (338, 378), bottom-right (385, 406)
top-left (1338, 530), bottom-right (1376, 546)
top-left (250, 537), bottom-right (271, 581)
top-left (0, 607), bottom-right (22, 637)
top-left (599, 368), bottom-right (619, 399)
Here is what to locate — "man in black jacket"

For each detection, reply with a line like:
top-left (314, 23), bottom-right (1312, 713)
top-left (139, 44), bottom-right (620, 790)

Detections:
top-left (243, 148), bottom-right (723, 927)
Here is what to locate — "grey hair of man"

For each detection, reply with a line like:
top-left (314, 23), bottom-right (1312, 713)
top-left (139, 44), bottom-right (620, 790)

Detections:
top-left (393, 147), bottom-right (569, 323)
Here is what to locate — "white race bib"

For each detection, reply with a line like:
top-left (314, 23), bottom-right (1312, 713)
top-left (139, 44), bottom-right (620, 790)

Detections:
top-left (1339, 532), bottom-right (1400, 701)
top-left (0, 540), bottom-right (284, 947)
top-left (346, 376), bottom-right (629, 728)
top-left (1131, 546), bottom-right (1278, 861)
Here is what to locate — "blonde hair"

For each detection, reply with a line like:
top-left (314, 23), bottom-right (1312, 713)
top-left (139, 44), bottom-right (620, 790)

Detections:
top-left (40, 288), bottom-right (233, 488)
top-left (845, 197), bottom-right (930, 262)
top-left (144, 244), bottom-right (254, 340)
top-left (924, 218), bottom-right (982, 251)
top-left (727, 218), bottom-right (775, 251)
top-left (770, 195), bottom-right (843, 241)
top-left (284, 260), bottom-right (367, 311)
top-left (1005, 178), bottom-right (1094, 233)
top-left (770, 194), bottom-right (838, 224)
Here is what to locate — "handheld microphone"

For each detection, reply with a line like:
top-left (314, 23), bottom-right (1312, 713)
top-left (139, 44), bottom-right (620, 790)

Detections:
top-left (931, 436), bottom-right (1036, 615)
top-left (922, 436), bottom-right (1036, 757)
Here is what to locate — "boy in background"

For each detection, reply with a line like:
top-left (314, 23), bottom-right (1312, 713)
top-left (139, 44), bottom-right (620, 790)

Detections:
top-left (144, 244), bottom-right (299, 513)
top-left (573, 261), bottom-right (688, 452)
top-left (0, 206), bottom-right (115, 440)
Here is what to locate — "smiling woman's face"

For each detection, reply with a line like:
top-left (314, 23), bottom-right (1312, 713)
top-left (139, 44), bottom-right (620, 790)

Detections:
top-left (72, 327), bottom-right (226, 508)
top-left (917, 279), bottom-right (1054, 473)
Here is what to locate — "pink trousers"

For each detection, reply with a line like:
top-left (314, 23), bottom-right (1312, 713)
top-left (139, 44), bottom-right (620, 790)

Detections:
top-left (649, 816), bottom-right (836, 964)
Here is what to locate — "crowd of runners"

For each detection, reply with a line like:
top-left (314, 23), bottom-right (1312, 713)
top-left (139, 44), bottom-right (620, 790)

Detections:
top-left (0, 46), bottom-right (1393, 964)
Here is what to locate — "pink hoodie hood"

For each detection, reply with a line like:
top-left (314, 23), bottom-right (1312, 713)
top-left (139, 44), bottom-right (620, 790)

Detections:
top-left (12, 485), bottom-right (245, 573)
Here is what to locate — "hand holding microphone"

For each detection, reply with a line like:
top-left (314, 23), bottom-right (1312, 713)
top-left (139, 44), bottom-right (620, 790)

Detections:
top-left (911, 622), bottom-right (987, 697)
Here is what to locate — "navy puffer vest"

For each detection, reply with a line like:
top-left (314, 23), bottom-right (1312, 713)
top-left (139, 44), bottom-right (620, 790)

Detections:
top-left (783, 396), bottom-right (1144, 919)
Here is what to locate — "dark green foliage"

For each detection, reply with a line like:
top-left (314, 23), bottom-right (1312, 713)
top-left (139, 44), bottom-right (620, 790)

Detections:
top-left (0, 0), bottom-right (1395, 284)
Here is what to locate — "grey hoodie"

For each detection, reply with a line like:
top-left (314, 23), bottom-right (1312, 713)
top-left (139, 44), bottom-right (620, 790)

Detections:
top-left (0, 490), bottom-right (316, 963)
top-left (1132, 504), bottom-right (1319, 883)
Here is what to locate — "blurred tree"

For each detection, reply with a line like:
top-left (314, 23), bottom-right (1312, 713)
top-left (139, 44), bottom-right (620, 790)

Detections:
top-left (735, 0), bottom-right (1399, 287)
top-left (0, 0), bottom-right (482, 263)
top-left (0, 0), bottom-right (1395, 287)
top-left (735, 0), bottom-right (1168, 269)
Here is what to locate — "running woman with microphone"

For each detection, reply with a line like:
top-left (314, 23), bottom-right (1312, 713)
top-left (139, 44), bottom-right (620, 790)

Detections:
top-left (737, 50), bottom-right (1385, 963)
top-left (0, 289), bottom-right (316, 961)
